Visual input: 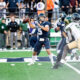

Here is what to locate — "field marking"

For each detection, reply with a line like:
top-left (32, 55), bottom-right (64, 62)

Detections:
top-left (0, 57), bottom-right (80, 75)
top-left (52, 53), bottom-right (80, 74)
top-left (0, 62), bottom-right (25, 64)
top-left (0, 50), bottom-right (80, 74)
top-left (61, 60), bottom-right (80, 74)
top-left (0, 59), bottom-right (7, 62)
top-left (0, 49), bottom-right (56, 52)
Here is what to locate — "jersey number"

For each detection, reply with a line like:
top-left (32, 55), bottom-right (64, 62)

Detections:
top-left (38, 28), bottom-right (42, 35)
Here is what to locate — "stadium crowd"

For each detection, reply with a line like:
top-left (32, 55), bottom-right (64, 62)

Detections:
top-left (0, 0), bottom-right (80, 50)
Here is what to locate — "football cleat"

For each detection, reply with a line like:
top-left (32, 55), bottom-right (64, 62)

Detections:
top-left (27, 62), bottom-right (34, 66)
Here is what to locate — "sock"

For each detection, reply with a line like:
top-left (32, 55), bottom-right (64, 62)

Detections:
top-left (32, 56), bottom-right (36, 63)
top-left (35, 55), bottom-right (38, 60)
top-left (49, 54), bottom-right (54, 65)
top-left (32, 48), bottom-right (34, 51)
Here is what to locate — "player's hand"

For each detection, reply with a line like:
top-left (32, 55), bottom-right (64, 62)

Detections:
top-left (66, 37), bottom-right (69, 43)
top-left (37, 23), bottom-right (41, 27)
top-left (62, 6), bottom-right (64, 8)
top-left (35, 21), bottom-right (40, 27)
top-left (34, 21), bottom-right (39, 25)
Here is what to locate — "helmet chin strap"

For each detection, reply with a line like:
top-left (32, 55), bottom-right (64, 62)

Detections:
top-left (39, 19), bottom-right (44, 22)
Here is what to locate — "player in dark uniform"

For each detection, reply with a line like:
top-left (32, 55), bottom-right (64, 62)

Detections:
top-left (53, 14), bottom-right (68, 69)
top-left (29, 17), bottom-right (41, 59)
top-left (28, 13), bottom-right (54, 66)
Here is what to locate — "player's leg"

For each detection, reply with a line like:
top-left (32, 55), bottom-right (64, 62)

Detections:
top-left (30, 36), bottom-right (36, 48)
top-left (44, 39), bottom-right (54, 65)
top-left (70, 38), bottom-right (80, 60)
top-left (37, 48), bottom-right (41, 55)
top-left (32, 47), bottom-right (42, 61)
top-left (30, 36), bottom-right (41, 60)
top-left (46, 49), bottom-right (54, 65)
top-left (62, 41), bottom-right (77, 60)
top-left (61, 45), bottom-right (69, 60)
top-left (56, 38), bottom-right (66, 62)
top-left (30, 36), bottom-right (37, 60)
top-left (28, 51), bottom-right (38, 66)
top-left (70, 49), bottom-right (79, 60)
top-left (77, 38), bottom-right (80, 50)
top-left (56, 39), bottom-right (63, 54)
top-left (28, 41), bottom-right (42, 65)
top-left (33, 41), bottom-right (42, 60)
top-left (53, 38), bottom-right (66, 69)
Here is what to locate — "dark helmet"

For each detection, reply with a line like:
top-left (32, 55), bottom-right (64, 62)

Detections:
top-left (72, 13), bottom-right (80, 21)
top-left (38, 13), bottom-right (45, 18)
top-left (60, 12), bottom-right (66, 21)
top-left (38, 13), bottom-right (45, 21)
top-left (65, 16), bottom-right (72, 23)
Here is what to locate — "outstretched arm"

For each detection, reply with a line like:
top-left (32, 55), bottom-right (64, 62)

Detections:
top-left (37, 23), bottom-right (49, 32)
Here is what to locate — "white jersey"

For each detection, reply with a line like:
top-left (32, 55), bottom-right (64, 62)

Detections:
top-left (66, 22), bottom-right (80, 40)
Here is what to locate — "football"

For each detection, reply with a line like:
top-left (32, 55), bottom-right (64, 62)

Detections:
top-left (23, 17), bottom-right (30, 23)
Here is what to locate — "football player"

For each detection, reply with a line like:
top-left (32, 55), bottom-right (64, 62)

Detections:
top-left (28, 13), bottom-right (54, 66)
top-left (53, 13), bottom-right (68, 69)
top-left (62, 13), bottom-right (80, 61)
top-left (29, 16), bottom-right (41, 60)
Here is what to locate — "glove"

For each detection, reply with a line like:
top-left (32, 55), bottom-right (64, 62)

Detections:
top-left (34, 21), bottom-right (39, 25)
top-left (66, 37), bottom-right (69, 43)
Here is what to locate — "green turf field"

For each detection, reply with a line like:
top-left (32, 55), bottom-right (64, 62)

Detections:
top-left (0, 51), bottom-right (80, 80)
top-left (69, 62), bottom-right (80, 70)
top-left (0, 51), bottom-right (57, 58)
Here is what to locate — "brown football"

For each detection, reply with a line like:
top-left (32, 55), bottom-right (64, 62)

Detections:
top-left (23, 17), bottom-right (29, 23)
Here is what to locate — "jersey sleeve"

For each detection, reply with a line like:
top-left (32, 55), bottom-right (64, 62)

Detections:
top-left (57, 22), bottom-right (61, 27)
top-left (61, 23), bottom-right (65, 32)
top-left (45, 22), bottom-right (49, 28)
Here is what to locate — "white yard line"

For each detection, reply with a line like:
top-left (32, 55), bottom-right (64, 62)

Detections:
top-left (61, 60), bottom-right (80, 74)
top-left (53, 53), bottom-right (80, 74)
top-left (63, 61), bottom-right (80, 74)
top-left (62, 56), bottom-right (80, 74)
top-left (0, 49), bottom-right (56, 52)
